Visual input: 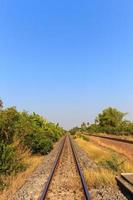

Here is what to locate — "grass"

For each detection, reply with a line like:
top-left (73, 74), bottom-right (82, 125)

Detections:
top-left (89, 135), bottom-right (133, 161)
top-left (75, 138), bottom-right (133, 188)
top-left (84, 168), bottom-right (116, 188)
top-left (0, 150), bottom-right (44, 200)
top-left (91, 132), bottom-right (133, 141)
top-left (76, 138), bottom-right (112, 163)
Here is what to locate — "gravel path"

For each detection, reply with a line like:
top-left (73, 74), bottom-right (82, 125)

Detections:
top-left (11, 138), bottom-right (64, 200)
top-left (74, 139), bottom-right (128, 200)
top-left (45, 136), bottom-right (85, 200)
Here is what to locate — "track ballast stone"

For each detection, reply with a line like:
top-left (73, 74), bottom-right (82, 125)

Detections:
top-left (11, 137), bottom-right (128, 200)
top-left (74, 139), bottom-right (128, 200)
top-left (45, 137), bottom-right (85, 200)
top-left (11, 139), bottom-right (63, 200)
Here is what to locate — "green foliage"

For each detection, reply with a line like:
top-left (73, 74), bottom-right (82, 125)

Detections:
top-left (0, 141), bottom-right (24, 175)
top-left (0, 98), bottom-right (64, 179)
top-left (100, 155), bottom-right (126, 172)
top-left (118, 120), bottom-right (133, 135)
top-left (95, 108), bottom-right (133, 135)
top-left (87, 124), bottom-right (101, 133)
top-left (14, 111), bottom-right (46, 140)
top-left (0, 99), bottom-right (3, 109)
top-left (72, 107), bottom-right (133, 136)
top-left (96, 107), bottom-right (126, 128)
top-left (0, 107), bottom-right (19, 143)
top-left (81, 122), bottom-right (87, 131)
top-left (15, 112), bottom-right (64, 143)
top-left (43, 122), bottom-right (63, 142)
top-left (81, 135), bottom-right (90, 141)
top-left (23, 132), bottom-right (53, 155)
top-left (69, 127), bottom-right (80, 135)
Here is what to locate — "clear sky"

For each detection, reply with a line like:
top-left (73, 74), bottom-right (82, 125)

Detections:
top-left (0, 0), bottom-right (133, 129)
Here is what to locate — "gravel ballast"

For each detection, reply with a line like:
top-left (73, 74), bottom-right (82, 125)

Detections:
top-left (74, 139), bottom-right (128, 200)
top-left (45, 136), bottom-right (85, 200)
top-left (11, 138), bottom-right (63, 200)
top-left (11, 137), bottom-right (128, 200)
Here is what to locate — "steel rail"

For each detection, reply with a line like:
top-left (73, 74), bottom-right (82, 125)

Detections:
top-left (39, 136), bottom-right (66, 200)
top-left (69, 136), bottom-right (91, 200)
top-left (91, 135), bottom-right (133, 144)
top-left (39, 135), bottom-right (91, 200)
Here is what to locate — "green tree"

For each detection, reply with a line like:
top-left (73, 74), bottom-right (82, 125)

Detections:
top-left (23, 132), bottom-right (53, 155)
top-left (0, 107), bottom-right (19, 143)
top-left (0, 99), bottom-right (3, 109)
top-left (0, 141), bottom-right (24, 175)
top-left (81, 122), bottom-right (86, 131)
top-left (95, 107), bottom-right (127, 134)
top-left (97, 107), bottom-right (126, 128)
top-left (70, 127), bottom-right (80, 135)
top-left (118, 120), bottom-right (133, 135)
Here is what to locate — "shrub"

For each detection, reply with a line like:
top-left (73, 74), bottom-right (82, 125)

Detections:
top-left (0, 107), bottom-right (19, 144)
top-left (100, 155), bottom-right (126, 172)
top-left (81, 135), bottom-right (90, 141)
top-left (24, 132), bottom-right (53, 155)
top-left (0, 141), bottom-right (24, 175)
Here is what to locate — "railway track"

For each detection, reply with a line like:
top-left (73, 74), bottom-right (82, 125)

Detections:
top-left (39, 135), bottom-right (90, 200)
top-left (91, 135), bottom-right (133, 144)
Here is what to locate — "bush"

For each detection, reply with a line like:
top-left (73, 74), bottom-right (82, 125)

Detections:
top-left (24, 132), bottom-right (53, 155)
top-left (0, 99), bottom-right (64, 191)
top-left (81, 135), bottom-right (90, 141)
top-left (100, 155), bottom-right (126, 172)
top-left (0, 142), bottom-right (24, 175)
top-left (0, 107), bottom-right (19, 144)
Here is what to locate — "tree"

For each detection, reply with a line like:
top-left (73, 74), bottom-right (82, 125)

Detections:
top-left (118, 120), bottom-right (133, 135)
top-left (0, 99), bottom-right (3, 109)
top-left (81, 122), bottom-right (87, 131)
top-left (0, 107), bottom-right (19, 143)
top-left (87, 122), bottom-right (90, 127)
top-left (96, 107), bottom-right (126, 128)
top-left (70, 127), bottom-right (80, 135)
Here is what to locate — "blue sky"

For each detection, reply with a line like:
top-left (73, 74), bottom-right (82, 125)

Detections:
top-left (0, 0), bottom-right (133, 129)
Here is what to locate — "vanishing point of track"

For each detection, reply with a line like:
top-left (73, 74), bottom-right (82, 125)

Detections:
top-left (39, 135), bottom-right (90, 200)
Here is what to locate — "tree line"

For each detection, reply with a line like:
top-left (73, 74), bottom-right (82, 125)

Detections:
top-left (70, 107), bottom-right (133, 135)
top-left (0, 99), bottom-right (64, 178)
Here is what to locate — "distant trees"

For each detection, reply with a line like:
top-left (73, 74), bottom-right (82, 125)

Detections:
top-left (94, 107), bottom-right (128, 134)
top-left (0, 99), bottom-right (3, 109)
top-left (70, 107), bottom-right (133, 135)
top-left (81, 122), bottom-right (87, 131)
top-left (96, 107), bottom-right (126, 128)
top-left (70, 127), bottom-right (80, 135)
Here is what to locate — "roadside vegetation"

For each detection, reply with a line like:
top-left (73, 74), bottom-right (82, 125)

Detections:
top-left (76, 137), bottom-right (133, 188)
top-left (71, 107), bottom-right (133, 189)
top-left (70, 107), bottom-right (133, 136)
top-left (0, 99), bottom-right (64, 192)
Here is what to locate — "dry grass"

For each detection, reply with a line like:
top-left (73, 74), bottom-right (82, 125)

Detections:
top-left (84, 168), bottom-right (116, 188)
top-left (76, 138), bottom-right (112, 164)
top-left (0, 150), bottom-right (44, 200)
top-left (90, 136), bottom-right (133, 161)
top-left (75, 138), bottom-right (133, 188)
